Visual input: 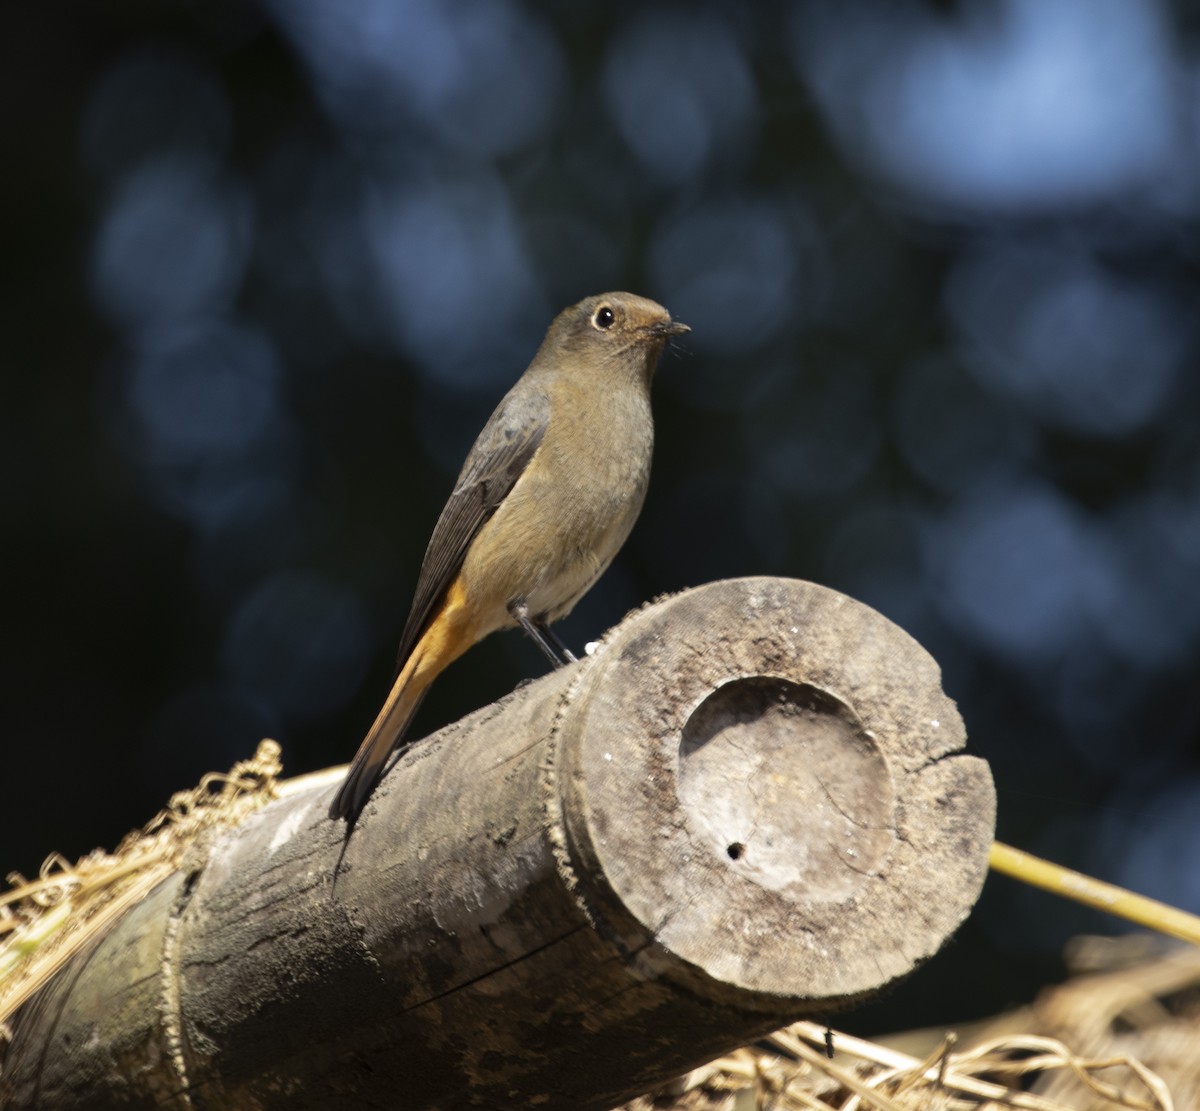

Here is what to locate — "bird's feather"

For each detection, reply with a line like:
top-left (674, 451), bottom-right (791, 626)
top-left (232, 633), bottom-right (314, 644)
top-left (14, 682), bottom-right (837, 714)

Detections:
top-left (392, 387), bottom-right (551, 673)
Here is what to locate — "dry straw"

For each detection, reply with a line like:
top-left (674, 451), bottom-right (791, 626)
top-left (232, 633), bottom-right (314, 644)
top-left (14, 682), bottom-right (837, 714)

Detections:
top-left (0, 739), bottom-right (283, 1027)
top-left (623, 1022), bottom-right (1175, 1111)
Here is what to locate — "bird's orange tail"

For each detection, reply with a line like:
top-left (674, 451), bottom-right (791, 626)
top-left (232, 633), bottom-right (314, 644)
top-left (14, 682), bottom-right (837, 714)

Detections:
top-left (327, 648), bottom-right (430, 821)
top-left (329, 579), bottom-right (476, 822)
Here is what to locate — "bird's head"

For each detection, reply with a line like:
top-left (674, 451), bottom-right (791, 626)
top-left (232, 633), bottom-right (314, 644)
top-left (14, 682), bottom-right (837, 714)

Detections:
top-left (542, 291), bottom-right (689, 381)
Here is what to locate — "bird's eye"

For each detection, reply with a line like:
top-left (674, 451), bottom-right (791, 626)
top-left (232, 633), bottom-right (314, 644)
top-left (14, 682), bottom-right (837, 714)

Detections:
top-left (592, 305), bottom-right (616, 330)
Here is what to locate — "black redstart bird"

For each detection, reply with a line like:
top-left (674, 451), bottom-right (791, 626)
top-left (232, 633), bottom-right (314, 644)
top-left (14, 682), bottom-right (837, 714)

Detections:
top-left (329, 292), bottom-right (688, 822)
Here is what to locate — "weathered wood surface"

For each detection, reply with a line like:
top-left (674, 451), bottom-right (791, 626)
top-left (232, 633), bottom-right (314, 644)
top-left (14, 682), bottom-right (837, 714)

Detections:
top-left (0, 577), bottom-right (995, 1110)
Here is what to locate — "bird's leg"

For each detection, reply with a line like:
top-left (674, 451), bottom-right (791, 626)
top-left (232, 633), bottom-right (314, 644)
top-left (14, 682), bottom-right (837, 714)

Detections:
top-left (509, 601), bottom-right (577, 667)
top-left (534, 618), bottom-right (578, 665)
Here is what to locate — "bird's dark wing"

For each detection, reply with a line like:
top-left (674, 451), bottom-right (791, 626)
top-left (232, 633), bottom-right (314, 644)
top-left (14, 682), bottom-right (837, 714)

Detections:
top-left (393, 386), bottom-right (551, 672)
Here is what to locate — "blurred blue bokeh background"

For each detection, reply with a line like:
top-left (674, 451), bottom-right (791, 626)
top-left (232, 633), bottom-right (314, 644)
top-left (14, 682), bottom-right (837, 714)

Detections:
top-left (5, 0), bottom-right (1200, 1033)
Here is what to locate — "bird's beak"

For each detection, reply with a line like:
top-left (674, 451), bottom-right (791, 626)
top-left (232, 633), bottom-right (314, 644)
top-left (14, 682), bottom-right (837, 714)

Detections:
top-left (647, 319), bottom-right (690, 339)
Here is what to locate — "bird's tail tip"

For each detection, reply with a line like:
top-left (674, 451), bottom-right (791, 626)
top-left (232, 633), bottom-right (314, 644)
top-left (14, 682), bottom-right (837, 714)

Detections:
top-left (327, 760), bottom-right (381, 823)
top-left (327, 660), bottom-right (428, 822)
top-left (327, 791), bottom-right (353, 822)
